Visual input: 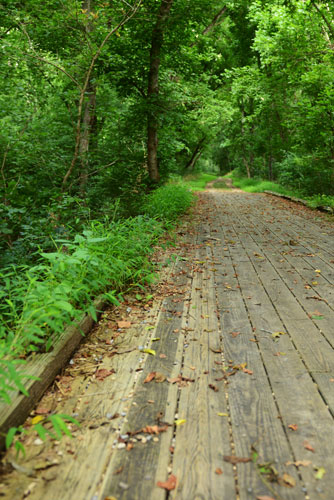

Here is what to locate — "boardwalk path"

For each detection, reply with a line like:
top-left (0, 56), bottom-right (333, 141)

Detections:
top-left (2, 190), bottom-right (334, 500)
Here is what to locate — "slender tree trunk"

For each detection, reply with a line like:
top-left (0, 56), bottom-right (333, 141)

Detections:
top-left (184, 138), bottom-right (205, 170)
top-left (147, 0), bottom-right (174, 183)
top-left (79, 86), bottom-right (96, 193)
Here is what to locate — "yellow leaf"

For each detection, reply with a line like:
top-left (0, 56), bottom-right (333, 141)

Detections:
top-left (217, 413), bottom-right (228, 417)
top-left (175, 419), bottom-right (186, 426)
top-left (315, 467), bottom-right (326, 480)
top-left (31, 415), bottom-right (44, 425)
top-left (272, 331), bottom-right (286, 339)
top-left (151, 337), bottom-right (160, 341)
top-left (315, 269), bottom-right (321, 273)
top-left (312, 281), bottom-right (318, 285)
top-left (115, 31), bottom-right (121, 37)
top-left (143, 349), bottom-right (156, 356)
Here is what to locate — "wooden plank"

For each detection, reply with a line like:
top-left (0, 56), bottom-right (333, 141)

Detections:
top-left (170, 222), bottom-right (235, 500)
top-left (214, 191), bottom-right (334, 499)
top-left (0, 296), bottom-right (106, 451)
top-left (98, 257), bottom-right (192, 500)
top-left (0, 252), bottom-right (184, 500)
top-left (209, 196), bottom-right (302, 500)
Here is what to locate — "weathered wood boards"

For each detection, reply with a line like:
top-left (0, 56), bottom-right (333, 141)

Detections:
top-left (1, 190), bottom-right (333, 500)
top-left (0, 297), bottom-right (106, 451)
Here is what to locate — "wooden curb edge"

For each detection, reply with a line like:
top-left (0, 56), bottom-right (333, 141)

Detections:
top-left (263, 190), bottom-right (334, 214)
top-left (0, 297), bottom-right (107, 451)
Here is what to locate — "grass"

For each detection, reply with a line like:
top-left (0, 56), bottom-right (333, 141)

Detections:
top-left (228, 172), bottom-right (334, 210)
top-left (182, 172), bottom-right (219, 191)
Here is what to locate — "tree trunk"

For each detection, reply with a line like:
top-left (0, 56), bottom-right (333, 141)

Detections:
top-left (184, 138), bottom-right (205, 170)
top-left (147, 0), bottom-right (174, 183)
top-left (79, 87), bottom-right (96, 193)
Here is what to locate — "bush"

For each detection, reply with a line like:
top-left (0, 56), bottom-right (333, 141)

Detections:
top-left (0, 216), bottom-right (163, 404)
top-left (142, 184), bottom-right (193, 224)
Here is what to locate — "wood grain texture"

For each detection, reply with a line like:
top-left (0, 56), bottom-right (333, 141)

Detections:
top-left (0, 297), bottom-right (106, 450)
top-left (1, 190), bottom-right (334, 500)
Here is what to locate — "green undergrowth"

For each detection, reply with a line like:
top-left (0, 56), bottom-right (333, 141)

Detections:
top-left (141, 184), bottom-right (194, 224)
top-left (0, 184), bottom-right (193, 407)
top-left (228, 173), bottom-right (334, 210)
top-left (181, 172), bottom-right (219, 191)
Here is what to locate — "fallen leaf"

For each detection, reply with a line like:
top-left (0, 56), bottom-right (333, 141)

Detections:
top-left (209, 384), bottom-right (219, 392)
top-left (215, 467), bottom-right (223, 475)
top-left (314, 466), bottom-right (326, 480)
top-left (31, 415), bottom-right (44, 425)
top-left (223, 456), bottom-right (251, 464)
top-left (144, 372), bottom-right (156, 384)
top-left (157, 474), bottom-right (177, 491)
top-left (274, 351), bottom-right (286, 356)
top-left (155, 372), bottom-right (167, 383)
top-left (175, 419), bottom-right (186, 426)
top-left (143, 348), bottom-right (156, 356)
top-left (95, 369), bottom-right (114, 381)
top-left (230, 331), bottom-right (241, 338)
top-left (142, 425), bottom-right (168, 435)
top-left (243, 368), bottom-right (253, 375)
top-left (210, 347), bottom-right (222, 353)
top-left (173, 329), bottom-right (180, 333)
top-left (35, 408), bottom-right (50, 415)
top-left (151, 337), bottom-right (160, 341)
top-left (286, 460), bottom-right (311, 467)
top-left (117, 321), bottom-right (131, 329)
top-left (304, 440), bottom-right (315, 452)
top-left (113, 466), bottom-right (124, 475)
top-left (288, 424), bottom-right (298, 431)
top-left (217, 412), bottom-right (228, 417)
top-left (282, 473), bottom-right (296, 487)
top-left (159, 353), bottom-right (167, 359)
top-left (315, 269), bottom-right (321, 273)
top-left (272, 331), bottom-right (286, 340)
top-left (256, 496), bottom-right (276, 500)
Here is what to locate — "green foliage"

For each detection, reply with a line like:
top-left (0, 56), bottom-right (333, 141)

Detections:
top-left (142, 185), bottom-right (194, 224)
top-left (0, 215), bottom-right (165, 405)
top-left (182, 173), bottom-right (219, 191)
top-left (6, 414), bottom-right (80, 458)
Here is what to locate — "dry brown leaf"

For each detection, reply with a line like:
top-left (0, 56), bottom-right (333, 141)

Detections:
top-left (304, 440), bottom-right (315, 453)
top-left (286, 460), bottom-right (311, 467)
top-left (243, 368), bottom-right (253, 375)
top-left (215, 468), bottom-right (223, 475)
top-left (210, 347), bottom-right (222, 353)
top-left (117, 321), bottom-right (131, 329)
top-left (209, 384), bottom-right (219, 392)
top-left (34, 407), bottom-right (51, 415)
top-left (230, 331), bottom-right (241, 338)
top-left (223, 456), bottom-right (251, 464)
top-left (142, 425), bottom-right (168, 435)
top-left (159, 353), bottom-right (167, 359)
top-left (256, 496), bottom-right (276, 500)
top-left (157, 474), bottom-right (177, 491)
top-left (95, 368), bottom-right (114, 381)
top-left (288, 424), bottom-right (298, 431)
top-left (144, 372), bottom-right (156, 384)
top-left (282, 473), bottom-right (296, 487)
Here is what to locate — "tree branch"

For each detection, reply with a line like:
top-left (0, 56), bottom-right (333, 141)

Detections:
top-left (62, 0), bottom-right (143, 190)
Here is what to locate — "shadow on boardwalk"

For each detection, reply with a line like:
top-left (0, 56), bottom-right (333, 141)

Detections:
top-left (1, 190), bottom-right (334, 500)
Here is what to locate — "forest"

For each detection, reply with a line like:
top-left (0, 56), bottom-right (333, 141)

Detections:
top-left (1, 0), bottom-right (334, 439)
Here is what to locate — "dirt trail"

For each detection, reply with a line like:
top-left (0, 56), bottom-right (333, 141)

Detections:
top-left (1, 190), bottom-right (334, 500)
